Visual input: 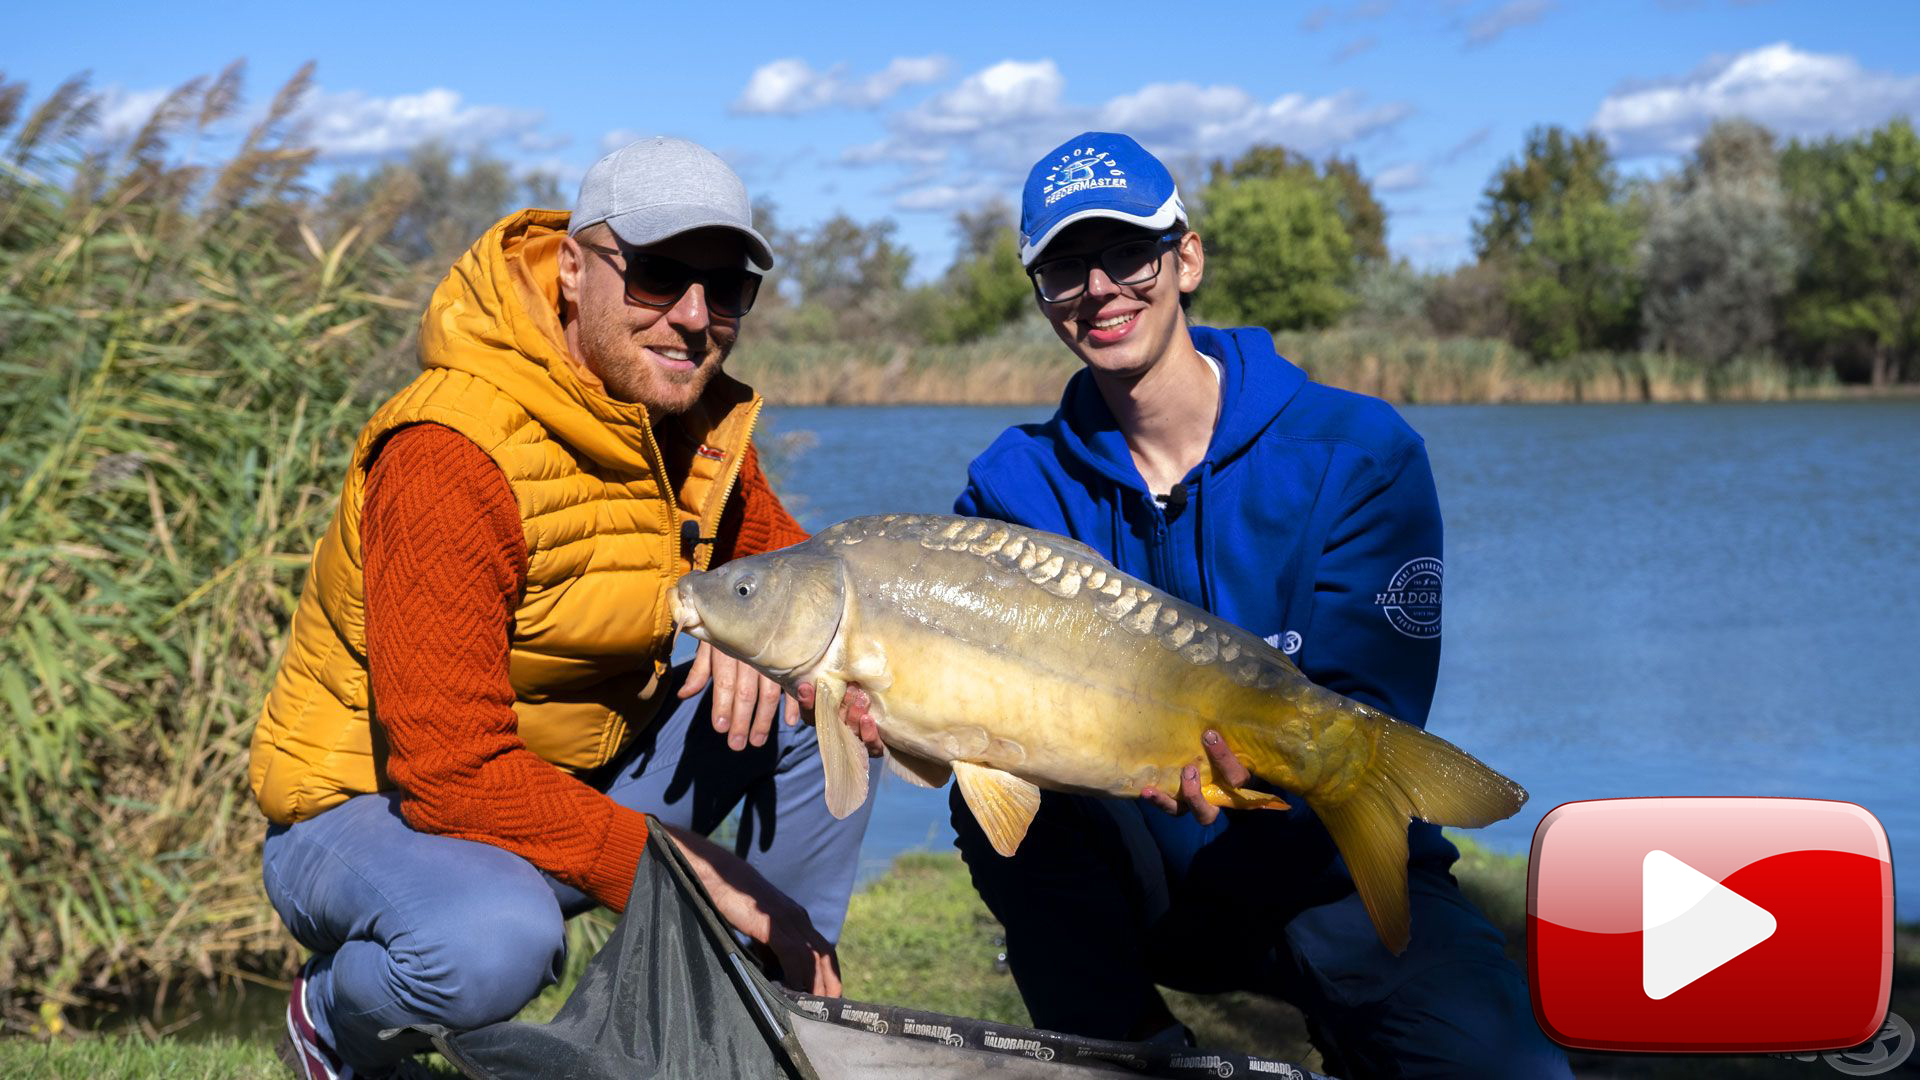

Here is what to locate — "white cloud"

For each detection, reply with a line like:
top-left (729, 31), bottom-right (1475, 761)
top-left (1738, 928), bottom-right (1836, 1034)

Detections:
top-left (842, 138), bottom-right (947, 167)
top-left (860, 57), bottom-right (951, 105)
top-left (515, 130), bottom-right (571, 154)
top-left (1376, 163), bottom-right (1428, 192)
top-left (1592, 42), bottom-right (1920, 157)
top-left (894, 181), bottom-right (1006, 212)
top-left (1463, 0), bottom-right (1556, 48)
top-left (600, 128), bottom-right (646, 154)
top-left (736, 60), bottom-right (824, 113)
top-left (876, 64), bottom-right (1422, 224)
top-left (733, 55), bottom-right (949, 115)
top-left (850, 59), bottom-right (1411, 217)
top-left (1099, 83), bottom-right (1409, 160)
top-left (898, 60), bottom-right (1068, 136)
top-left (298, 87), bottom-right (544, 161)
top-left (91, 86), bottom-right (174, 142)
top-left (87, 82), bottom-right (554, 164)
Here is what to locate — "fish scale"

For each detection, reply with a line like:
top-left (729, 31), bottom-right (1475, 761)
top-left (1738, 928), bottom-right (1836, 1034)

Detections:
top-left (820, 514), bottom-right (1272, 682)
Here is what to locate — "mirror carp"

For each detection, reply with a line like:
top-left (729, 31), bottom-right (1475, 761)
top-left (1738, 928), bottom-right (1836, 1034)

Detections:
top-left (672, 513), bottom-right (1526, 953)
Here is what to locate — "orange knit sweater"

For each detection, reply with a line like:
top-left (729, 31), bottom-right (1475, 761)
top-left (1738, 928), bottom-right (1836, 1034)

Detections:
top-left (362, 422), bottom-right (809, 912)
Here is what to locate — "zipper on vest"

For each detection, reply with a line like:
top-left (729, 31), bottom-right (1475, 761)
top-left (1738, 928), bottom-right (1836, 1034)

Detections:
top-left (689, 396), bottom-right (765, 573)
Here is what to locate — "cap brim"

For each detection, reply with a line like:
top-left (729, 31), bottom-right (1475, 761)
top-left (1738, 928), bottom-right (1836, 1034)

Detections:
top-left (1019, 192), bottom-right (1185, 267)
top-left (604, 210), bottom-right (775, 271)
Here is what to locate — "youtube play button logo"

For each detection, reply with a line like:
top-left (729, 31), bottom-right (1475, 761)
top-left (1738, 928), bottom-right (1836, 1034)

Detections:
top-left (1529, 798), bottom-right (1892, 1053)
top-left (1640, 849), bottom-right (1777, 999)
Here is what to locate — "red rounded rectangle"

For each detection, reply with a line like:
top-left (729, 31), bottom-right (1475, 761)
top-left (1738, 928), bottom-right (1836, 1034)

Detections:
top-left (1528, 797), bottom-right (1893, 1054)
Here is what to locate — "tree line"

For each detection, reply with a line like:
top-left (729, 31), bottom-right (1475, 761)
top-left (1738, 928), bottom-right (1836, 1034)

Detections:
top-left (741, 117), bottom-right (1919, 388)
top-left (194, 92), bottom-right (1920, 387)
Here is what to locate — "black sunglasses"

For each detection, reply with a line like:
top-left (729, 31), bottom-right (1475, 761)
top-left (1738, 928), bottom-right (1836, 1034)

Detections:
top-left (1028, 231), bottom-right (1180, 304)
top-left (579, 241), bottom-right (763, 318)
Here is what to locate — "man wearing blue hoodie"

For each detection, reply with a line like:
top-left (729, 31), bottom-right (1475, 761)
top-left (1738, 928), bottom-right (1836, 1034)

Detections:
top-left (945, 133), bottom-right (1569, 1079)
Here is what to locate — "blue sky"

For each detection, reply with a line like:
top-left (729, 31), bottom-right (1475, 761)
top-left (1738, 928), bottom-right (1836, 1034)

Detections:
top-left (12, 0), bottom-right (1920, 278)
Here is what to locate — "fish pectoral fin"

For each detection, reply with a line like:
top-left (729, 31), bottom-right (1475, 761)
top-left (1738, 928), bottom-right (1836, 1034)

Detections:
top-left (1202, 783), bottom-right (1289, 811)
top-left (886, 746), bottom-right (953, 789)
top-left (811, 677), bottom-right (871, 820)
top-left (952, 761), bottom-right (1041, 858)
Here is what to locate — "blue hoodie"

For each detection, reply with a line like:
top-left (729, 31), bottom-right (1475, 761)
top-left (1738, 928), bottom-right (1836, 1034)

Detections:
top-left (955, 325), bottom-right (1454, 882)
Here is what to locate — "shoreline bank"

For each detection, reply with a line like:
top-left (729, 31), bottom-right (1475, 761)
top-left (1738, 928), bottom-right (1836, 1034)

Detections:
top-left (727, 332), bottom-right (1910, 407)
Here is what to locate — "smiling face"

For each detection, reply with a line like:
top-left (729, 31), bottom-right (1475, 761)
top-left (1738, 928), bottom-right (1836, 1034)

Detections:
top-left (557, 224), bottom-right (748, 415)
top-left (1031, 219), bottom-right (1204, 381)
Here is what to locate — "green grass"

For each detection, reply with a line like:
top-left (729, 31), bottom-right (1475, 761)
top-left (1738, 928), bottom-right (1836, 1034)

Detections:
top-left (0, 1035), bottom-right (472, 1079)
top-left (837, 851), bottom-right (1030, 1023)
top-left (0, 1035), bottom-right (287, 1079)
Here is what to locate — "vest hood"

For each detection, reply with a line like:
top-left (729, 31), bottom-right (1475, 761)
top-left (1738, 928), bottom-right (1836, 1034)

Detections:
top-left (420, 208), bottom-right (672, 474)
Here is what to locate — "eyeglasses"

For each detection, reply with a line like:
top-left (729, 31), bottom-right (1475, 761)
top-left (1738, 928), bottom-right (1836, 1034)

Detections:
top-left (1028, 231), bottom-right (1180, 304)
top-left (578, 242), bottom-right (763, 318)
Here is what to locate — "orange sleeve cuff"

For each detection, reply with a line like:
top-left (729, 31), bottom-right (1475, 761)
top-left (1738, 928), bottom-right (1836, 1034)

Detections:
top-left (581, 807), bottom-right (653, 913)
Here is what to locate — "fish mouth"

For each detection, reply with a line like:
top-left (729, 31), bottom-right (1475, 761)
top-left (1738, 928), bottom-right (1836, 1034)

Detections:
top-left (670, 582), bottom-right (708, 642)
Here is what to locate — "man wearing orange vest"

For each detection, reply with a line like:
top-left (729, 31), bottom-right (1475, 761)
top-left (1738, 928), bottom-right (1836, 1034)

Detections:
top-left (249, 138), bottom-right (876, 1080)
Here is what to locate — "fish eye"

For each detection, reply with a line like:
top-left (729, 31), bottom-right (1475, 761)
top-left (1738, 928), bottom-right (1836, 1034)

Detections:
top-left (734, 576), bottom-right (756, 598)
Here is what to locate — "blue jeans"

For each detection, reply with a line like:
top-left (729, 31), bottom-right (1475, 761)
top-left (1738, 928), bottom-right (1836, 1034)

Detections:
top-left (954, 788), bottom-right (1571, 1080)
top-left (261, 663), bottom-right (877, 1074)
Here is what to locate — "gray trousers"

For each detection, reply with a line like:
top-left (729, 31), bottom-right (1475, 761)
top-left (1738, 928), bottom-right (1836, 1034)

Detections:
top-left (261, 662), bottom-right (877, 1074)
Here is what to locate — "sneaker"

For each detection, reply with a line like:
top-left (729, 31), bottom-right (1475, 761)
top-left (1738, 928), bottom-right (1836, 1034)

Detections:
top-left (278, 962), bottom-right (351, 1080)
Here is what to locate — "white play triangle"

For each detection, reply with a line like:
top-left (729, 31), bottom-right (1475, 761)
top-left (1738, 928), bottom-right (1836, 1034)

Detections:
top-left (1642, 849), bottom-right (1777, 1000)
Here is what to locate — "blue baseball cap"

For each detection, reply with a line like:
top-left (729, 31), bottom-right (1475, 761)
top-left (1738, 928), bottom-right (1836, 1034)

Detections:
top-left (1019, 132), bottom-right (1187, 267)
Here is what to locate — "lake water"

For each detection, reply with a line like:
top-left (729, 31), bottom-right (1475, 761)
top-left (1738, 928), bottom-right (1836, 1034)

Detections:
top-left (760, 402), bottom-right (1920, 919)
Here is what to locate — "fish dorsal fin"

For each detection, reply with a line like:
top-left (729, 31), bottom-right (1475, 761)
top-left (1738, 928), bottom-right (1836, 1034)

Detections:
top-left (886, 746), bottom-right (953, 789)
top-left (810, 677), bottom-right (870, 819)
top-left (952, 761), bottom-right (1042, 857)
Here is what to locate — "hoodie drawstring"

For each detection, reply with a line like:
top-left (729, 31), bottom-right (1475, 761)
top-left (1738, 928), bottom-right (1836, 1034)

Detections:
top-left (1197, 462), bottom-right (1218, 614)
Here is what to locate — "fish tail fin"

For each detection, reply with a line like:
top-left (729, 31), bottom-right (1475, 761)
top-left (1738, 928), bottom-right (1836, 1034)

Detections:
top-left (1307, 719), bottom-right (1528, 955)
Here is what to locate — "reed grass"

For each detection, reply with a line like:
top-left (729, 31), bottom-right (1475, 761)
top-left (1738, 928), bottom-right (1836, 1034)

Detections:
top-left (727, 339), bottom-right (1083, 405)
top-left (733, 326), bottom-right (1846, 406)
top-left (0, 66), bottom-right (420, 1032)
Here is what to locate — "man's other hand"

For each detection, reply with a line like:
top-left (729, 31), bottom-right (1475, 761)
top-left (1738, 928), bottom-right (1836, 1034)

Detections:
top-left (681, 640), bottom-right (789, 751)
top-left (793, 681), bottom-right (885, 758)
top-left (662, 826), bottom-right (842, 997)
top-left (1140, 729), bottom-right (1250, 826)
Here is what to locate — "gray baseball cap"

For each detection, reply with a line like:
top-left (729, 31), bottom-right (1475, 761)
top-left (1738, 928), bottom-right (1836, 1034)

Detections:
top-left (570, 136), bottom-right (774, 271)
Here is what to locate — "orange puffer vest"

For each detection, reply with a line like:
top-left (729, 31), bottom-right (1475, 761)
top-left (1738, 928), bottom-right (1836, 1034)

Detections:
top-left (249, 209), bottom-right (760, 824)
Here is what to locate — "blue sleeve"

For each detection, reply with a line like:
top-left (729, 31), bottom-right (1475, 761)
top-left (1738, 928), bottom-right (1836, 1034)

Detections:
top-left (1300, 445), bottom-right (1444, 729)
top-left (954, 482), bottom-right (984, 517)
top-left (954, 465), bottom-right (1009, 520)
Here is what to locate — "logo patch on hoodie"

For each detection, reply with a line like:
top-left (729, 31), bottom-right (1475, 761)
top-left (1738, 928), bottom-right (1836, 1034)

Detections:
top-left (1376, 558), bottom-right (1442, 639)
